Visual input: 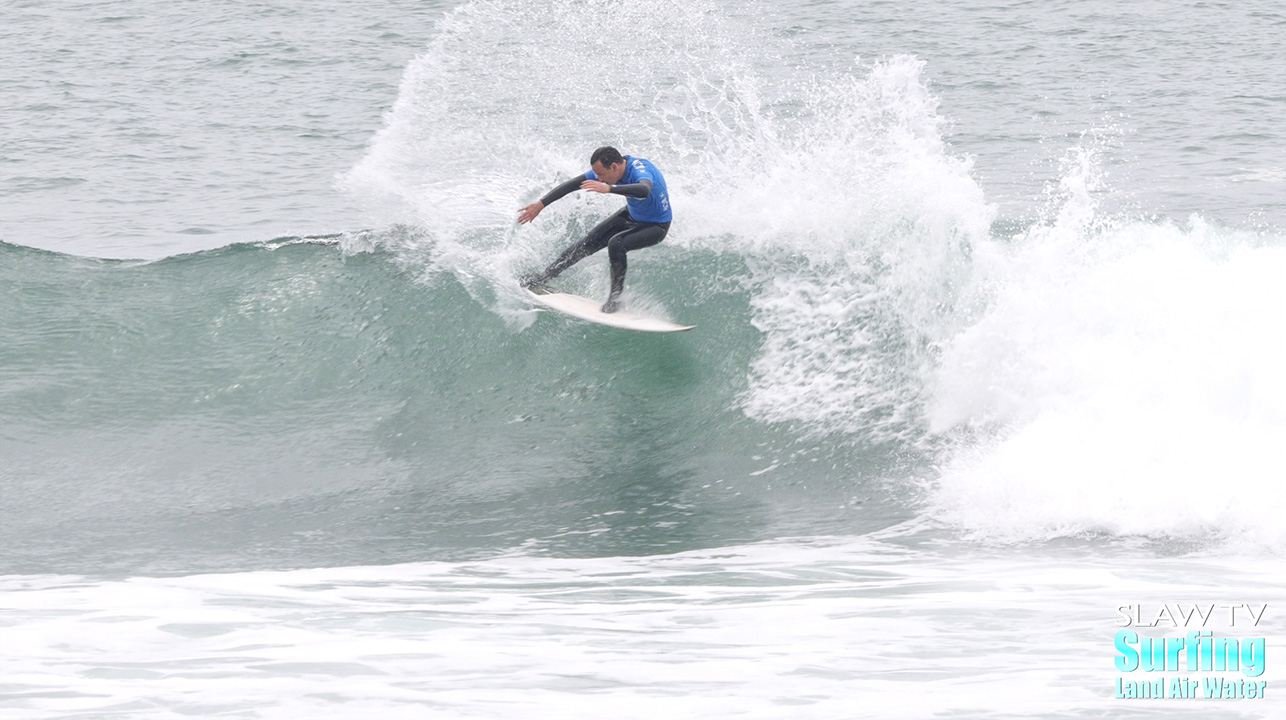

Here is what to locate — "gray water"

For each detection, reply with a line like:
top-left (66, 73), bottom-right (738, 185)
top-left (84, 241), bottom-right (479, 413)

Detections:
top-left (2, 0), bottom-right (440, 256)
top-left (5, 0), bottom-right (1285, 260)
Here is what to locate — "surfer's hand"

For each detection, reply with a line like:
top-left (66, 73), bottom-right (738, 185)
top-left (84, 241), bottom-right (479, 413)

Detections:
top-left (581, 179), bottom-right (611, 193)
top-left (517, 200), bottom-right (544, 224)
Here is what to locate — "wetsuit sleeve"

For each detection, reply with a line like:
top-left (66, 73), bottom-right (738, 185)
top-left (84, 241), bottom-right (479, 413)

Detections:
top-left (609, 178), bottom-right (652, 199)
top-left (539, 174), bottom-right (590, 206)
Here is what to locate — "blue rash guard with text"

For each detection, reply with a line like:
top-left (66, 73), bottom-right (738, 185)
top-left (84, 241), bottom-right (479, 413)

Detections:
top-left (586, 155), bottom-right (672, 223)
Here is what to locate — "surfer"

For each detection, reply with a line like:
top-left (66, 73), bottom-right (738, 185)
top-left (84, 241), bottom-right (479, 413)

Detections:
top-left (517, 147), bottom-right (671, 313)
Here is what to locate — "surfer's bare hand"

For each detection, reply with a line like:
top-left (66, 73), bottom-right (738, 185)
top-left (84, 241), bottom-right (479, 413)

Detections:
top-left (517, 200), bottom-right (544, 224)
top-left (581, 179), bottom-right (611, 193)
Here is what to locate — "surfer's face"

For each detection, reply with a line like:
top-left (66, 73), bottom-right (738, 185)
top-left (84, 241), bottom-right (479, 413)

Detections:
top-left (592, 160), bottom-right (625, 184)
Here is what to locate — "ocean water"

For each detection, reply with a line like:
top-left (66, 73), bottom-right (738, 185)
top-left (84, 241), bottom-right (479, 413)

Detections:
top-left (2, 0), bottom-right (1285, 717)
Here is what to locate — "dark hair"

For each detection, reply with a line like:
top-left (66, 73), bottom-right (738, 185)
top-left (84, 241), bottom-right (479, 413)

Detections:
top-left (590, 146), bottom-right (624, 168)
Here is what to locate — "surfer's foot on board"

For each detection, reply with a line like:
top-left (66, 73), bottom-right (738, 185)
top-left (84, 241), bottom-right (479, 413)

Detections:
top-left (600, 295), bottom-right (621, 314)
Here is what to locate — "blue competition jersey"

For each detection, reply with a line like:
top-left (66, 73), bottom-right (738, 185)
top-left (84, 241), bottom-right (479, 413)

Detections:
top-left (586, 155), bottom-right (672, 223)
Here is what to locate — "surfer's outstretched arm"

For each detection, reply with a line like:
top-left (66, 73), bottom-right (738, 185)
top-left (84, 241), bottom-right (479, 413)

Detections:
top-left (517, 176), bottom-right (584, 224)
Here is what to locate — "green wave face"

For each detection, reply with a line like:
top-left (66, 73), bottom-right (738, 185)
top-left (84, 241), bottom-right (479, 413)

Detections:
top-left (0, 239), bottom-right (916, 576)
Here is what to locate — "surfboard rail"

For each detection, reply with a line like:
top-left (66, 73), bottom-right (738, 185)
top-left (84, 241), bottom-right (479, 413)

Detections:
top-left (523, 287), bottom-right (695, 333)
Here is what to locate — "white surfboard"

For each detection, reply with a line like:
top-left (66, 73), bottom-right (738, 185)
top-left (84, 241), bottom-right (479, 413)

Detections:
top-left (523, 287), bottom-right (695, 333)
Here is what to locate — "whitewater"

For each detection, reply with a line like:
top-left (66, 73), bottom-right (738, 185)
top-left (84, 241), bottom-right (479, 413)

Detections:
top-left (2, 0), bottom-right (1285, 717)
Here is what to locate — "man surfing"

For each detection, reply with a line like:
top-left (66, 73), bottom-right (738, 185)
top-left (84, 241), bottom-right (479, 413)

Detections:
top-left (517, 147), bottom-right (671, 313)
